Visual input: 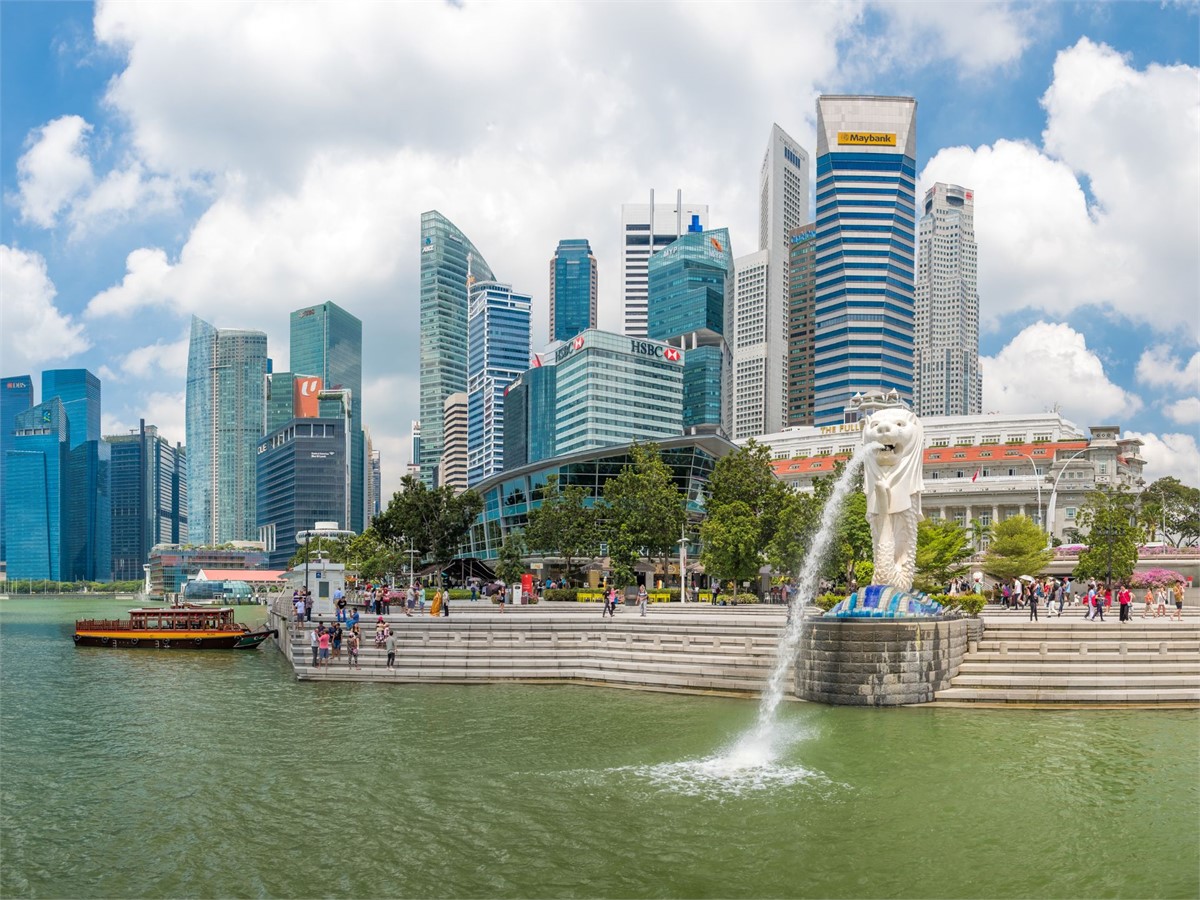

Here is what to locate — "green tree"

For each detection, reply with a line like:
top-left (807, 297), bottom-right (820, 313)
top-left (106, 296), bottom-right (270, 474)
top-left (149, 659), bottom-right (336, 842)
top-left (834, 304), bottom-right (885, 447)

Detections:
top-left (495, 533), bottom-right (527, 585)
top-left (598, 443), bottom-right (685, 576)
top-left (372, 475), bottom-right (484, 569)
top-left (831, 490), bottom-right (873, 586)
top-left (523, 476), bottom-right (598, 578)
top-left (699, 500), bottom-right (762, 587)
top-left (967, 518), bottom-right (993, 552)
top-left (982, 515), bottom-right (1053, 581)
top-left (607, 526), bottom-right (640, 590)
top-left (765, 489), bottom-right (821, 580)
top-left (706, 440), bottom-right (789, 554)
top-left (1074, 487), bottom-right (1142, 587)
top-left (914, 518), bottom-right (972, 593)
top-left (1139, 477), bottom-right (1200, 547)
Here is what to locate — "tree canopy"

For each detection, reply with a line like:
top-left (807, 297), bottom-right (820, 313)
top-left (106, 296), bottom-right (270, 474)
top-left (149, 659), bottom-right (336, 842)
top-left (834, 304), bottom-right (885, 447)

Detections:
top-left (494, 533), bottom-right (527, 585)
top-left (1139, 476), bottom-right (1200, 547)
top-left (914, 518), bottom-right (972, 593)
top-left (982, 515), bottom-right (1053, 581)
top-left (372, 475), bottom-right (484, 568)
top-left (523, 476), bottom-right (598, 577)
top-left (1073, 487), bottom-right (1141, 586)
top-left (598, 443), bottom-right (685, 570)
top-left (699, 499), bottom-right (762, 587)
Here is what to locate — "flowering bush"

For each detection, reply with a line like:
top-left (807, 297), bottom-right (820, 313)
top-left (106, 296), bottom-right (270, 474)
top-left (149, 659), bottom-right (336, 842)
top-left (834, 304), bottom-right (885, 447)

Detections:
top-left (1130, 568), bottom-right (1186, 588)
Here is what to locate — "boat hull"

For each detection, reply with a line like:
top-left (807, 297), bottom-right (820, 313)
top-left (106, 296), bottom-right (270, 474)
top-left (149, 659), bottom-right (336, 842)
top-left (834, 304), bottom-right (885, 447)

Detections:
top-left (73, 628), bottom-right (276, 650)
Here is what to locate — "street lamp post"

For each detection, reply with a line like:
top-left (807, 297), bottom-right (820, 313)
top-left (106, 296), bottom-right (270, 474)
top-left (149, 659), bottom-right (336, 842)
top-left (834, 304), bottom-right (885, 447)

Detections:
top-left (1044, 447), bottom-right (1092, 549)
top-left (678, 525), bottom-right (688, 603)
top-left (304, 530), bottom-right (312, 598)
top-left (1018, 453), bottom-right (1044, 532)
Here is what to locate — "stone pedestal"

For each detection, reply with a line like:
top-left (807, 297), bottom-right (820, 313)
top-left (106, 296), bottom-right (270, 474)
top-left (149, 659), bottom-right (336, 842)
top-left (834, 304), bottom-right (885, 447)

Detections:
top-left (796, 618), bottom-right (968, 706)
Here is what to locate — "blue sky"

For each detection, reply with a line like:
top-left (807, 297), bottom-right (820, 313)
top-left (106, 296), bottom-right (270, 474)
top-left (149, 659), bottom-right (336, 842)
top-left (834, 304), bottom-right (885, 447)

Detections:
top-left (2, 1), bottom-right (1198, 496)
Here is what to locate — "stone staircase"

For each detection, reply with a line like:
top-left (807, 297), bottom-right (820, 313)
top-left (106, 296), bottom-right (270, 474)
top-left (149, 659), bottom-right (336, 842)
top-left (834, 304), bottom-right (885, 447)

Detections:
top-left (279, 606), bottom-right (791, 697)
top-left (936, 617), bottom-right (1200, 705)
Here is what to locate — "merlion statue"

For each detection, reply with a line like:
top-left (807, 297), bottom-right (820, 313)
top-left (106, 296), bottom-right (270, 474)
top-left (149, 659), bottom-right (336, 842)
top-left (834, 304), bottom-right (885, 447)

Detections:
top-left (862, 406), bottom-right (924, 591)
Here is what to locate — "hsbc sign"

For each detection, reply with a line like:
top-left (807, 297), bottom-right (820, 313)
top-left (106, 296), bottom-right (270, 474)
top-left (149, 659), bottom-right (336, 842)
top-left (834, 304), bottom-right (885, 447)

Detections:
top-left (629, 340), bottom-right (682, 363)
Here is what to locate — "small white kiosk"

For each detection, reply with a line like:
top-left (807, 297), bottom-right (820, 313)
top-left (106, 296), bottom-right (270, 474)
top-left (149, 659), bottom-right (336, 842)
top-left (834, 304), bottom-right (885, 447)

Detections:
top-left (292, 521), bottom-right (356, 617)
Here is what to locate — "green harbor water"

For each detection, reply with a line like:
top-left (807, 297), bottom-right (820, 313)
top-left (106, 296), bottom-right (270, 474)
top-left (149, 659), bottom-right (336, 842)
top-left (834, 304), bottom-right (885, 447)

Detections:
top-left (2, 596), bottom-right (1197, 899)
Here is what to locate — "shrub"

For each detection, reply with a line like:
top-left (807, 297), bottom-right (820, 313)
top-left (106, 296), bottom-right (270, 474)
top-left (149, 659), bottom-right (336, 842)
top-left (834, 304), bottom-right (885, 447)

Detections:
top-left (957, 595), bottom-right (987, 617)
top-left (733, 592), bottom-right (759, 605)
top-left (813, 593), bottom-right (844, 611)
top-left (542, 588), bottom-right (581, 602)
top-left (447, 589), bottom-right (473, 600)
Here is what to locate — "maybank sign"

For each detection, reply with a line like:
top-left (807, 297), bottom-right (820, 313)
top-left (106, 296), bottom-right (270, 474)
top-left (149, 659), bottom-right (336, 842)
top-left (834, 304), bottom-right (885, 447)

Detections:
top-left (837, 132), bottom-right (896, 147)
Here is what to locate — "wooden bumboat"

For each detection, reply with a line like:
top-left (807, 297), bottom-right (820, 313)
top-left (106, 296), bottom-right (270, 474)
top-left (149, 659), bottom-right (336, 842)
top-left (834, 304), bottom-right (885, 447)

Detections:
top-left (74, 606), bottom-right (277, 650)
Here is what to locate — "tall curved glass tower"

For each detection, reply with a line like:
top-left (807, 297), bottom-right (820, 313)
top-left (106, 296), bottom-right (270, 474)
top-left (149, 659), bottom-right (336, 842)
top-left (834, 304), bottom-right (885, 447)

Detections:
top-left (418, 211), bottom-right (495, 486)
top-left (186, 316), bottom-right (268, 545)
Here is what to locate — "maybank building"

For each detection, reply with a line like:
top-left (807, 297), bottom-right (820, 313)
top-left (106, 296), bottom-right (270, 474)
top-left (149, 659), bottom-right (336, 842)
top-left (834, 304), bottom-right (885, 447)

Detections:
top-left (554, 330), bottom-right (684, 456)
top-left (813, 96), bottom-right (917, 426)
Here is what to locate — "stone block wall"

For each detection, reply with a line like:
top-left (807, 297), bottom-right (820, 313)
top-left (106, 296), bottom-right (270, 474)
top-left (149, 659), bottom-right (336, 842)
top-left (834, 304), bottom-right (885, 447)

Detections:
top-left (796, 618), bottom-right (968, 706)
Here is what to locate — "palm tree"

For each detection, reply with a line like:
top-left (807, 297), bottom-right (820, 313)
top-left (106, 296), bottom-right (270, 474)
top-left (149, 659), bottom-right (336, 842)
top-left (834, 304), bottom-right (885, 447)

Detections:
top-left (968, 518), bottom-right (994, 553)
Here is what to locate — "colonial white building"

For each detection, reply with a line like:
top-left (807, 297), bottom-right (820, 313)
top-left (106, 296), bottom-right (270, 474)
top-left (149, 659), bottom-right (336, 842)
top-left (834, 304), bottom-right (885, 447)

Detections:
top-left (750, 392), bottom-right (1146, 544)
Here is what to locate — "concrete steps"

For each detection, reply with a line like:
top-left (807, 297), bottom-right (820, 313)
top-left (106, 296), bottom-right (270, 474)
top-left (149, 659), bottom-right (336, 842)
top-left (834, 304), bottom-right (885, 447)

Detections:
top-left (936, 619), bottom-right (1200, 705)
top-left (280, 609), bottom-right (789, 696)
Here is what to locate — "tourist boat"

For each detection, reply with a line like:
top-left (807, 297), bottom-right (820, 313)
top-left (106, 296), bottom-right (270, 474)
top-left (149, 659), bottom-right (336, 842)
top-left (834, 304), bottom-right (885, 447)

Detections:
top-left (73, 606), bottom-right (277, 650)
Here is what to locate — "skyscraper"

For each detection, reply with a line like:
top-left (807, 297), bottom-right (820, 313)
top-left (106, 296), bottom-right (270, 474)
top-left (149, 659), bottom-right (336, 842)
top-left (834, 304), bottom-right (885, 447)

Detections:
top-left (186, 316), bottom-right (268, 545)
top-left (1, 374), bottom-right (34, 563)
top-left (4, 398), bottom-right (68, 580)
top-left (786, 224), bottom-right (819, 426)
top-left (732, 125), bottom-right (809, 439)
top-left (440, 393), bottom-right (468, 492)
top-left (549, 239), bottom-right (598, 342)
top-left (502, 362), bottom-right (557, 471)
top-left (42, 369), bottom-right (100, 449)
top-left (290, 301), bottom-right (365, 531)
top-left (466, 281), bottom-right (532, 487)
top-left (106, 420), bottom-right (187, 581)
top-left (813, 95), bottom-right (917, 425)
top-left (647, 224), bottom-right (734, 434)
top-left (256, 418), bottom-right (347, 568)
top-left (620, 192), bottom-right (708, 337)
top-left (914, 182), bottom-right (981, 416)
top-left (42, 368), bottom-right (109, 581)
top-left (419, 211), bottom-right (496, 486)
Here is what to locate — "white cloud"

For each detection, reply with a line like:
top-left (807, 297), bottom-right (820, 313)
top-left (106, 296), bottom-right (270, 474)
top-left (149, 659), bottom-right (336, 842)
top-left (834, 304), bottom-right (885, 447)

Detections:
top-left (1163, 397), bottom-right (1200, 425)
top-left (15, 115), bottom-right (94, 227)
top-left (1135, 347), bottom-right (1200, 392)
top-left (981, 321), bottom-right (1142, 423)
top-left (1124, 431), bottom-right (1200, 486)
top-left (871, 2), bottom-right (1037, 74)
top-left (920, 38), bottom-right (1200, 332)
top-left (102, 389), bottom-right (186, 445)
top-left (118, 336), bottom-right (189, 380)
top-left (0, 246), bottom-right (90, 373)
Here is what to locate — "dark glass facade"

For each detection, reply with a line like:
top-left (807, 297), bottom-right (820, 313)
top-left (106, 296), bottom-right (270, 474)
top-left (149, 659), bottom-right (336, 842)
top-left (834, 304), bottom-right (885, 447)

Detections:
top-left (256, 418), bottom-right (347, 568)
top-left (65, 439), bottom-right (111, 581)
top-left (289, 302), bottom-right (365, 532)
top-left (108, 421), bottom-right (188, 582)
top-left (787, 224), bottom-right (818, 426)
top-left (502, 364), bottom-right (558, 471)
top-left (460, 435), bottom-right (735, 561)
top-left (419, 211), bottom-right (495, 486)
top-left (550, 239), bottom-right (597, 342)
top-left (1, 374), bottom-right (34, 563)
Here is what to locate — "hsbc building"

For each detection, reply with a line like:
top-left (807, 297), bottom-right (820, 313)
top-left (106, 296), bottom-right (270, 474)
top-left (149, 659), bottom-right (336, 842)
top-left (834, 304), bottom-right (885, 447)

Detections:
top-left (550, 329), bottom-right (685, 457)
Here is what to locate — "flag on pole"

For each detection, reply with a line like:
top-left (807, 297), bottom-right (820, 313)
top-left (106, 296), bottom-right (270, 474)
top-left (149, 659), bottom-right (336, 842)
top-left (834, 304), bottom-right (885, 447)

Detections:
top-left (971, 469), bottom-right (980, 483)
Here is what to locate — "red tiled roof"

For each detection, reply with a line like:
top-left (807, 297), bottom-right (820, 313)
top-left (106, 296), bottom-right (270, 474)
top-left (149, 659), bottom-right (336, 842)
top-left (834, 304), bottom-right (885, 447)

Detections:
top-left (771, 440), bottom-right (1090, 478)
top-left (196, 569), bottom-right (288, 582)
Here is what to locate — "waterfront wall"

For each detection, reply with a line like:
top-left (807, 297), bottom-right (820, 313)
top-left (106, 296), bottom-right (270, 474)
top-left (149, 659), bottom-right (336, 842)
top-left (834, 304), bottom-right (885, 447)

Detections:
top-left (797, 618), bottom-right (968, 706)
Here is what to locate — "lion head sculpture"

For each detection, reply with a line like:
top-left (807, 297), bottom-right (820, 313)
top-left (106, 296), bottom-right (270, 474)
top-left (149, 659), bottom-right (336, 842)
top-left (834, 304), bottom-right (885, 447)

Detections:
top-left (862, 406), bottom-right (924, 516)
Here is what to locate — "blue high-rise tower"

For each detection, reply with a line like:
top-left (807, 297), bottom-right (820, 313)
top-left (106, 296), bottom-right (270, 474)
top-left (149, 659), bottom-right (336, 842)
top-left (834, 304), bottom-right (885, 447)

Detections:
top-left (549, 239), bottom-right (597, 343)
top-left (1, 374), bottom-right (34, 564)
top-left (647, 223), bottom-right (734, 434)
top-left (466, 282), bottom-right (531, 486)
top-left (42, 369), bottom-right (100, 449)
top-left (812, 95), bottom-right (917, 425)
top-left (4, 398), bottom-right (69, 580)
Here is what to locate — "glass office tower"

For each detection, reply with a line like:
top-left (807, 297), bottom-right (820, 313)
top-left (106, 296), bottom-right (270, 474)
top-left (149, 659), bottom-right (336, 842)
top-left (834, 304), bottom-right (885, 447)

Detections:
top-left (646, 224), bottom-right (734, 434)
top-left (186, 316), bottom-right (268, 545)
top-left (813, 95), bottom-right (917, 425)
top-left (1, 374), bottom-right (34, 563)
top-left (786, 224), bottom-right (819, 426)
top-left (290, 301), bottom-right (364, 531)
top-left (549, 239), bottom-right (598, 342)
top-left (4, 399), bottom-right (68, 580)
top-left (466, 282), bottom-right (532, 487)
top-left (419, 211), bottom-right (496, 486)
top-left (107, 421), bottom-right (188, 581)
top-left (41, 369), bottom-right (100, 449)
top-left (502, 363), bottom-right (558, 471)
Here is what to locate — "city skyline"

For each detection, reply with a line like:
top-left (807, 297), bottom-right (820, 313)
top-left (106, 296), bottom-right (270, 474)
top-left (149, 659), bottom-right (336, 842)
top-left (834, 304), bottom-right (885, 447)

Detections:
top-left (2, 2), bottom-right (1198, 498)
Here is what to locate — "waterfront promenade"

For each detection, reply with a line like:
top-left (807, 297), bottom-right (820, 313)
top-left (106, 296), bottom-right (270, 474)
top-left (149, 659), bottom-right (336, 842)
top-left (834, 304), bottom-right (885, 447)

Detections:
top-left (269, 599), bottom-right (1200, 705)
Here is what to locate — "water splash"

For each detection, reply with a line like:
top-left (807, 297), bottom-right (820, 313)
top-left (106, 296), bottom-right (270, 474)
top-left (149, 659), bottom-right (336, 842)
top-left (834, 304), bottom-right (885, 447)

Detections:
top-left (735, 441), bottom-right (879, 753)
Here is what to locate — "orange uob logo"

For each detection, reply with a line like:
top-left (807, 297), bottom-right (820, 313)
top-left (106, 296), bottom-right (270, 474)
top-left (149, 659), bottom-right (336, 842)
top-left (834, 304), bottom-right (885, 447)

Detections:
top-left (294, 376), bottom-right (324, 417)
